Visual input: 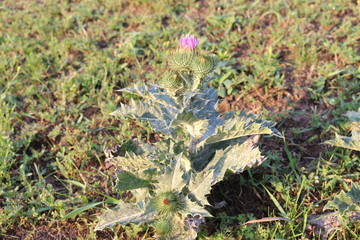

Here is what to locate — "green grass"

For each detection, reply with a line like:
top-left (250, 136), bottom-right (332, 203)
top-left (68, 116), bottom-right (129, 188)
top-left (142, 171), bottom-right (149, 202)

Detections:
top-left (0, 0), bottom-right (359, 239)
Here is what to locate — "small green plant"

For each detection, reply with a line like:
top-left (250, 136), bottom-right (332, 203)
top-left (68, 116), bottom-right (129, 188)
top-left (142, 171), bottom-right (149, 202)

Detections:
top-left (95, 35), bottom-right (280, 239)
top-left (325, 183), bottom-right (360, 217)
top-left (325, 110), bottom-right (360, 151)
top-left (308, 183), bottom-right (360, 238)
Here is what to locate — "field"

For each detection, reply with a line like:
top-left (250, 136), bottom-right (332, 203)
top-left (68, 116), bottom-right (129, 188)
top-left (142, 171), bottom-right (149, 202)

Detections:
top-left (1, 0), bottom-right (359, 239)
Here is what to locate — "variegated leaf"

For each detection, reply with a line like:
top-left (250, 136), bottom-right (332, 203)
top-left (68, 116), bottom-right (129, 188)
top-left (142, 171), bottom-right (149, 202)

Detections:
top-left (325, 130), bottom-right (360, 151)
top-left (95, 201), bottom-right (156, 231)
top-left (203, 114), bottom-right (281, 145)
top-left (155, 154), bottom-right (191, 192)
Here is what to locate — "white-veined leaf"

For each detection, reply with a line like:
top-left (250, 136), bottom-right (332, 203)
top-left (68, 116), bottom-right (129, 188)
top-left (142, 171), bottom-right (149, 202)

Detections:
top-left (203, 114), bottom-right (281, 145)
top-left (184, 193), bottom-right (212, 217)
top-left (95, 201), bottom-right (156, 231)
top-left (203, 136), bottom-right (263, 178)
top-left (110, 151), bottom-right (156, 171)
top-left (156, 154), bottom-right (191, 192)
top-left (189, 137), bottom-right (263, 206)
top-left (172, 112), bottom-right (209, 143)
top-left (188, 170), bottom-right (215, 206)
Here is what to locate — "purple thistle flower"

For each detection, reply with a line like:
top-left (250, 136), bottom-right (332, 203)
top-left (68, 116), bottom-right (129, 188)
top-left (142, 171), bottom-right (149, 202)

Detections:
top-left (178, 35), bottom-right (199, 50)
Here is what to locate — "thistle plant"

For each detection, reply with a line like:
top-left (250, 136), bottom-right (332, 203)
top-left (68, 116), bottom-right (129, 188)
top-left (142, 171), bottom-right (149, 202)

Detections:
top-left (95, 35), bottom-right (281, 239)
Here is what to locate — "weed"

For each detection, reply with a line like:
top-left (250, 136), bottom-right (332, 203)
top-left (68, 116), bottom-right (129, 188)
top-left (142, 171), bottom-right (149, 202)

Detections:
top-left (1, 0), bottom-right (359, 239)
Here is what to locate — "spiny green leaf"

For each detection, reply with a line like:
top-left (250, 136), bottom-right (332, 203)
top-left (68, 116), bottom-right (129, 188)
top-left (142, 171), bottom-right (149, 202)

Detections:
top-left (348, 183), bottom-right (360, 204)
top-left (191, 139), bottom-right (235, 171)
top-left (131, 188), bottom-right (152, 203)
top-left (121, 85), bottom-right (178, 108)
top-left (203, 114), bottom-right (281, 146)
top-left (324, 183), bottom-right (360, 214)
top-left (188, 170), bottom-right (215, 206)
top-left (189, 137), bottom-right (263, 205)
top-left (188, 87), bottom-right (218, 119)
top-left (109, 152), bottom-right (156, 171)
top-left (155, 154), bottom-right (191, 192)
top-left (172, 112), bottom-right (209, 142)
top-left (324, 191), bottom-right (358, 213)
top-left (183, 197), bottom-right (212, 217)
top-left (116, 171), bottom-right (151, 191)
top-left (111, 100), bottom-right (174, 134)
top-left (202, 136), bottom-right (263, 180)
top-left (109, 152), bottom-right (158, 185)
top-left (95, 201), bottom-right (156, 231)
top-left (131, 139), bottom-right (159, 155)
top-left (113, 85), bottom-right (216, 137)
top-left (324, 130), bottom-right (360, 151)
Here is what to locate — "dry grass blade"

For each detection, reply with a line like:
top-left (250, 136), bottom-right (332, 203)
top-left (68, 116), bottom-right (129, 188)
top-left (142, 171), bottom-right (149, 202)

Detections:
top-left (243, 217), bottom-right (292, 225)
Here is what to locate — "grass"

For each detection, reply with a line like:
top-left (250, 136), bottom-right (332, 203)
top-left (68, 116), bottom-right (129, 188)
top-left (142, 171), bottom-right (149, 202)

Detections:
top-left (0, 0), bottom-right (359, 239)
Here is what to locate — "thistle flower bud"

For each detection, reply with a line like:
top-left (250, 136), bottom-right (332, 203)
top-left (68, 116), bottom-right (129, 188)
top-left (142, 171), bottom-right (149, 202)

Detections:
top-left (168, 50), bottom-right (196, 71)
top-left (160, 71), bottom-right (183, 91)
top-left (154, 218), bottom-right (174, 237)
top-left (190, 54), bottom-right (218, 75)
top-left (153, 191), bottom-right (187, 215)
